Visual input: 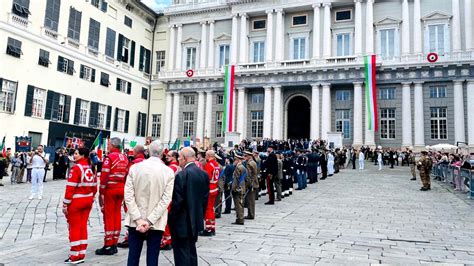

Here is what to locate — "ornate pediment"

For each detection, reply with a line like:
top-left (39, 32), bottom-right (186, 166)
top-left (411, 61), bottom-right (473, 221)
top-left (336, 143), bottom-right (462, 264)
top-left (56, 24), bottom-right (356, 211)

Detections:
top-left (421, 11), bottom-right (452, 22)
top-left (182, 37), bottom-right (200, 44)
top-left (375, 17), bottom-right (402, 26)
top-left (214, 33), bottom-right (232, 42)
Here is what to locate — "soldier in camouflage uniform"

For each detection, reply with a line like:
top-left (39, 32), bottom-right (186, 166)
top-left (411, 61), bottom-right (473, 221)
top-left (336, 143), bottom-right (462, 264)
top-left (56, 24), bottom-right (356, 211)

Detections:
top-left (408, 149), bottom-right (417, 181)
top-left (417, 151), bottom-right (433, 191)
top-left (231, 154), bottom-right (247, 225)
top-left (244, 151), bottom-right (258, 219)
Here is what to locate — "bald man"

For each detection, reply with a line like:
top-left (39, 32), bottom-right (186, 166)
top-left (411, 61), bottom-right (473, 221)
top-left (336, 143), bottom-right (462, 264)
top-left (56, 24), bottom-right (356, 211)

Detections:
top-left (201, 150), bottom-right (221, 236)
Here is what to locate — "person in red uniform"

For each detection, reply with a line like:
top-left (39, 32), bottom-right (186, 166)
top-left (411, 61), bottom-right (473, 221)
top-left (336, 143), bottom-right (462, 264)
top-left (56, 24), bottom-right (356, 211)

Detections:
top-left (96, 137), bottom-right (129, 255)
top-left (63, 148), bottom-right (97, 264)
top-left (117, 145), bottom-right (146, 248)
top-left (201, 150), bottom-right (221, 236)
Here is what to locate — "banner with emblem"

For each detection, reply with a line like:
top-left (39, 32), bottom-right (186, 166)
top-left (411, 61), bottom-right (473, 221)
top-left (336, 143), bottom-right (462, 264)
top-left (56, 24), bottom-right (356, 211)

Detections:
top-left (15, 136), bottom-right (32, 152)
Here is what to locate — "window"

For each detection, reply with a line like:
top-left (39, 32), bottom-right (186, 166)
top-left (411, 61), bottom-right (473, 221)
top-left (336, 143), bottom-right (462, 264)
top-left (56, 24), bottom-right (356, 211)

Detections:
top-left (292, 37), bottom-right (306, 60)
top-left (253, 41), bottom-right (265, 63)
top-left (97, 104), bottom-right (107, 129)
top-left (183, 95), bottom-right (195, 105)
top-left (12, 0), bottom-right (30, 18)
top-left (117, 78), bottom-right (128, 93)
top-left (430, 107), bottom-right (447, 139)
top-left (251, 111), bottom-right (264, 138)
top-left (80, 65), bottom-right (95, 82)
top-left (252, 19), bottom-right (266, 30)
top-left (100, 72), bottom-right (110, 87)
top-left (68, 7), bottom-right (82, 41)
top-left (105, 28), bottom-right (116, 58)
top-left (335, 10), bottom-right (351, 21)
top-left (219, 45), bottom-right (230, 67)
top-left (335, 109), bottom-right (350, 138)
top-left (429, 86), bottom-right (446, 98)
top-left (88, 18), bottom-right (100, 51)
top-left (151, 114), bottom-right (161, 138)
top-left (156, 51), bottom-right (165, 73)
top-left (0, 79), bottom-right (17, 113)
top-left (335, 90), bottom-right (350, 101)
top-left (78, 100), bottom-right (89, 126)
top-left (44, 0), bottom-right (60, 31)
top-left (380, 108), bottom-right (396, 139)
top-left (141, 87), bottom-right (148, 100)
top-left (215, 112), bottom-right (223, 138)
top-left (186, 47), bottom-right (196, 69)
top-left (57, 95), bottom-right (65, 122)
top-left (380, 29), bottom-right (396, 58)
top-left (428, 24), bottom-right (445, 55)
top-left (216, 94), bottom-right (224, 105)
top-left (336, 33), bottom-right (351, 56)
top-left (379, 88), bottom-right (395, 100)
top-left (6, 37), bottom-right (22, 58)
top-left (117, 109), bottom-right (125, 132)
top-left (57, 56), bottom-right (75, 75)
top-left (119, 35), bottom-right (131, 63)
top-left (183, 112), bottom-right (194, 137)
top-left (124, 16), bottom-right (132, 27)
top-left (38, 49), bottom-right (50, 67)
top-left (91, 0), bottom-right (108, 12)
top-left (251, 93), bottom-right (264, 104)
top-left (139, 46), bottom-right (151, 73)
top-left (292, 15), bottom-right (307, 26)
top-left (32, 87), bottom-right (46, 118)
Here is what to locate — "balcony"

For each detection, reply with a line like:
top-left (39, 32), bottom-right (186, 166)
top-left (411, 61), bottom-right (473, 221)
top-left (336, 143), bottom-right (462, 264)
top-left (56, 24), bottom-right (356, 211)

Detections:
top-left (8, 13), bottom-right (29, 28)
top-left (67, 38), bottom-right (80, 49)
top-left (41, 27), bottom-right (58, 40)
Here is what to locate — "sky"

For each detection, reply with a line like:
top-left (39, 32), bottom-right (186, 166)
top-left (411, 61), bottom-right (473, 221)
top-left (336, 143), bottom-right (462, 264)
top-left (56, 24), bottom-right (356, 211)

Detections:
top-left (141, 0), bottom-right (173, 11)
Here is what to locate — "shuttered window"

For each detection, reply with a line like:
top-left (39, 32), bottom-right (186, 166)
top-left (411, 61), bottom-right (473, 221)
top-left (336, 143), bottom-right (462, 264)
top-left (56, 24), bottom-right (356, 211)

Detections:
top-left (44, 0), bottom-right (60, 31)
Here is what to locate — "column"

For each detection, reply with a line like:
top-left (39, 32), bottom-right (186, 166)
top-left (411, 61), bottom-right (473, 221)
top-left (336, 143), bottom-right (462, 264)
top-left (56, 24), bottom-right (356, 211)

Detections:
top-left (364, 118), bottom-right (375, 147)
top-left (204, 91), bottom-right (213, 138)
top-left (263, 86), bottom-right (273, 138)
top-left (208, 20), bottom-right (215, 69)
top-left (230, 15), bottom-right (238, 65)
top-left (310, 84), bottom-right (320, 140)
top-left (321, 83), bottom-right (331, 140)
top-left (236, 87), bottom-right (246, 134)
top-left (413, 0), bottom-right (422, 54)
top-left (272, 85), bottom-right (282, 140)
top-left (168, 25), bottom-right (175, 71)
top-left (452, 0), bottom-right (462, 52)
top-left (199, 21), bottom-right (207, 69)
top-left (323, 3), bottom-right (332, 58)
top-left (274, 9), bottom-right (284, 62)
top-left (171, 92), bottom-right (180, 141)
top-left (467, 80), bottom-right (474, 147)
top-left (239, 14), bottom-right (248, 64)
top-left (164, 92), bottom-right (173, 143)
top-left (401, 0), bottom-right (410, 55)
top-left (312, 4), bottom-right (321, 60)
top-left (354, 0), bottom-right (363, 56)
top-left (453, 80), bottom-right (466, 143)
top-left (402, 82), bottom-right (413, 147)
top-left (175, 24), bottom-right (183, 70)
top-left (414, 82), bottom-right (425, 148)
top-left (466, 0), bottom-right (473, 51)
top-left (265, 9), bottom-right (274, 62)
top-left (196, 91), bottom-right (205, 141)
top-left (365, 0), bottom-right (374, 54)
top-left (242, 90), bottom-right (248, 139)
top-left (353, 82), bottom-right (363, 146)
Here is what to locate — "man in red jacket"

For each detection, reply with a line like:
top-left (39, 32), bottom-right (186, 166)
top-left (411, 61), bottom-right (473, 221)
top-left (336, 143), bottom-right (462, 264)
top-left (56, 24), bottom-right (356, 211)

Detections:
top-left (201, 150), bottom-right (221, 236)
top-left (96, 138), bottom-right (129, 255)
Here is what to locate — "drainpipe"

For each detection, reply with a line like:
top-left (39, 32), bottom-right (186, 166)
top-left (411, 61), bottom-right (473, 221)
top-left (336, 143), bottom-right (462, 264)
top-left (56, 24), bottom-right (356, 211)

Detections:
top-left (146, 13), bottom-right (162, 137)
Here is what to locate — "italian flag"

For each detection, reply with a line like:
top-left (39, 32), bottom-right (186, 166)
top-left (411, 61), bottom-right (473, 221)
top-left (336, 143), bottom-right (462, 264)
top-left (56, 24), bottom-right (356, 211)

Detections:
top-left (222, 65), bottom-right (235, 133)
top-left (0, 136), bottom-right (5, 157)
top-left (364, 55), bottom-right (378, 131)
top-left (92, 131), bottom-right (103, 160)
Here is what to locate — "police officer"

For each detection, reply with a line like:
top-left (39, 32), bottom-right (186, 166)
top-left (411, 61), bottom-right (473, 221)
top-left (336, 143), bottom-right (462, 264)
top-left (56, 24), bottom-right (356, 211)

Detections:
top-left (417, 151), bottom-right (432, 191)
top-left (231, 153), bottom-right (247, 225)
top-left (222, 156), bottom-right (235, 214)
top-left (244, 151), bottom-right (258, 220)
top-left (407, 149), bottom-right (417, 181)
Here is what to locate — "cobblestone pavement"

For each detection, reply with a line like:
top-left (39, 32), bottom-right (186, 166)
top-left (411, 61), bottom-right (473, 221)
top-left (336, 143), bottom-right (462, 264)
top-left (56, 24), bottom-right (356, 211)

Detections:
top-left (0, 164), bottom-right (473, 265)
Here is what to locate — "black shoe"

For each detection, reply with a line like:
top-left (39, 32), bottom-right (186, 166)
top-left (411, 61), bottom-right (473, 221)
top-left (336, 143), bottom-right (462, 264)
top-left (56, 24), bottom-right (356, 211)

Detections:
top-left (410, 178), bottom-right (416, 181)
top-left (264, 201), bottom-right (274, 205)
top-left (95, 246), bottom-right (115, 255)
top-left (420, 187), bottom-right (429, 191)
top-left (113, 245), bottom-right (118, 254)
top-left (223, 211), bottom-right (231, 214)
top-left (275, 198), bottom-right (281, 201)
top-left (215, 214), bottom-right (221, 219)
top-left (161, 244), bottom-right (172, 250)
top-left (232, 221), bottom-right (244, 225)
top-left (117, 240), bottom-right (128, 248)
top-left (200, 230), bottom-right (214, 237)
top-left (64, 257), bottom-right (84, 264)
top-left (295, 188), bottom-right (302, 191)
top-left (0, 183), bottom-right (4, 186)
top-left (244, 216), bottom-right (254, 220)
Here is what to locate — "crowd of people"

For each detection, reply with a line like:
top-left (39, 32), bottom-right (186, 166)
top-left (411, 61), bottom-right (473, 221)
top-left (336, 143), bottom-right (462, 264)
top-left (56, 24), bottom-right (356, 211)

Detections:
top-left (1, 137), bottom-right (472, 265)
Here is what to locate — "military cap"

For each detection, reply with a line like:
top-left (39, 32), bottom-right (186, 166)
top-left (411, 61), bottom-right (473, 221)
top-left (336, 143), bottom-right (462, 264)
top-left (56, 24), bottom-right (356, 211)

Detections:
top-left (420, 150), bottom-right (429, 154)
top-left (243, 150), bottom-right (253, 156)
top-left (234, 153), bottom-right (244, 160)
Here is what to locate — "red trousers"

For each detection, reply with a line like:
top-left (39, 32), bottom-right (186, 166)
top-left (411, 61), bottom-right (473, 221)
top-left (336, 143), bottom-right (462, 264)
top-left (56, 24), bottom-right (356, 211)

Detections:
top-left (204, 193), bottom-right (217, 232)
top-left (103, 187), bottom-right (124, 247)
top-left (67, 198), bottom-right (93, 260)
top-left (161, 204), bottom-right (172, 247)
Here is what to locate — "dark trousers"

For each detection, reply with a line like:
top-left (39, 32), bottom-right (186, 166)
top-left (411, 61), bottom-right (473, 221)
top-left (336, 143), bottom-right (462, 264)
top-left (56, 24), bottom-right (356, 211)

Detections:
top-left (224, 188), bottom-right (232, 213)
top-left (266, 175), bottom-right (275, 203)
top-left (172, 236), bottom-right (198, 266)
top-left (127, 227), bottom-right (163, 266)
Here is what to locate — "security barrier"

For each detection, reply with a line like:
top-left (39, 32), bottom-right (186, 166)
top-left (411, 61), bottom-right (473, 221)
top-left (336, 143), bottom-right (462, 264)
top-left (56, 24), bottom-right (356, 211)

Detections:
top-left (431, 164), bottom-right (473, 199)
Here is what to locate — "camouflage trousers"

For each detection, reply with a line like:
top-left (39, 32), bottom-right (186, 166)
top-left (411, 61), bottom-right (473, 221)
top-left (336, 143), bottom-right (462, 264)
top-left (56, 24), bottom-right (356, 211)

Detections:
top-left (410, 165), bottom-right (416, 179)
top-left (420, 173), bottom-right (431, 188)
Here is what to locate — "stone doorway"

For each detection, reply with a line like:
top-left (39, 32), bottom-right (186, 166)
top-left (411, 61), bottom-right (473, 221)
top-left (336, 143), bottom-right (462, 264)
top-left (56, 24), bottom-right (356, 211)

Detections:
top-left (286, 95), bottom-right (311, 139)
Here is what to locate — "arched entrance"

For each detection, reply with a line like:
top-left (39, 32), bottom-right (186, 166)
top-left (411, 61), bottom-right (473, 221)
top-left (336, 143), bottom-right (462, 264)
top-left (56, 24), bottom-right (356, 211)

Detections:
top-left (286, 95), bottom-right (311, 139)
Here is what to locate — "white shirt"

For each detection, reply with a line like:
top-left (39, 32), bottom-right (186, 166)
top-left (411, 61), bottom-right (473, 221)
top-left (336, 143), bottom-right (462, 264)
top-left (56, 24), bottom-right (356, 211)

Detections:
top-left (31, 153), bottom-right (46, 168)
top-left (359, 152), bottom-right (365, 160)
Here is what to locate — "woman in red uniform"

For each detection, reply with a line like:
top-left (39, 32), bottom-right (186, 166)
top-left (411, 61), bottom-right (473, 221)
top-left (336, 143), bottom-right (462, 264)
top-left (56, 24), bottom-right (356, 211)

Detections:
top-left (62, 148), bottom-right (97, 264)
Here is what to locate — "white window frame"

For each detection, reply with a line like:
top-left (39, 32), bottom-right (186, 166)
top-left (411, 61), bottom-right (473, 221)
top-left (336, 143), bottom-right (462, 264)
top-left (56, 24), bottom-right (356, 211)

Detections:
top-left (379, 28), bottom-right (398, 59)
top-left (334, 9), bottom-right (352, 22)
top-left (83, 66), bottom-right (92, 81)
top-left (429, 86), bottom-right (447, 98)
top-left (334, 31), bottom-right (353, 57)
top-left (215, 111), bottom-right (223, 138)
top-left (430, 107), bottom-right (448, 140)
top-left (182, 112), bottom-right (194, 137)
top-left (32, 88), bottom-right (46, 118)
top-left (335, 109), bottom-right (351, 139)
top-left (57, 94), bottom-right (65, 122)
top-left (289, 31), bottom-right (310, 60)
top-left (422, 13), bottom-right (451, 55)
top-left (185, 46), bottom-right (197, 70)
top-left (79, 100), bottom-right (89, 126)
top-left (183, 95), bottom-right (195, 105)
top-left (122, 37), bottom-right (130, 63)
top-left (251, 111), bottom-right (264, 138)
top-left (62, 58), bottom-right (69, 73)
top-left (335, 90), bottom-right (350, 101)
top-left (251, 18), bottom-right (266, 31)
top-left (218, 44), bottom-right (230, 68)
top-left (156, 50), bottom-right (165, 73)
top-left (0, 79), bottom-right (17, 113)
top-left (216, 94), bottom-right (224, 105)
top-left (151, 114), bottom-right (161, 138)
top-left (250, 37), bottom-right (265, 63)
top-left (97, 104), bottom-right (107, 129)
top-left (213, 34), bottom-right (232, 69)
top-left (380, 108), bottom-right (396, 139)
top-left (291, 14), bottom-right (308, 27)
top-left (251, 93), bottom-right (264, 104)
top-left (379, 87), bottom-right (395, 100)
top-left (117, 109), bottom-right (125, 132)
top-left (119, 79), bottom-right (127, 93)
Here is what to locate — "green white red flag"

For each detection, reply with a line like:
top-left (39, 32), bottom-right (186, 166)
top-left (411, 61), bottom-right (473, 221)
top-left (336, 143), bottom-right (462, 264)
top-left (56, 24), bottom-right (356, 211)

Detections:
top-left (222, 65), bottom-right (235, 133)
top-left (364, 55), bottom-right (378, 131)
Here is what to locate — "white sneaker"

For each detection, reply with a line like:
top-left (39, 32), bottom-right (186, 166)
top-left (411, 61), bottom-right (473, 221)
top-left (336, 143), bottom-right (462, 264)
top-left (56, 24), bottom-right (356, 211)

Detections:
top-left (28, 195), bottom-right (34, 200)
top-left (38, 196), bottom-right (42, 200)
